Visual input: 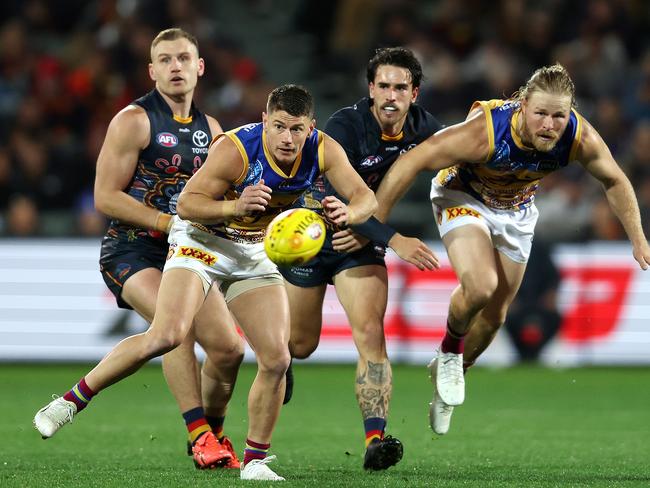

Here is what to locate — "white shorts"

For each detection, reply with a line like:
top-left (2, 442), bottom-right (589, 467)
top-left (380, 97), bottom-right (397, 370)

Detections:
top-left (430, 182), bottom-right (539, 263)
top-left (164, 218), bottom-right (283, 302)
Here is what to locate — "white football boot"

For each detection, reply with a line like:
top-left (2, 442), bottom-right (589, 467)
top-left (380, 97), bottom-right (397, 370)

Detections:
top-left (33, 395), bottom-right (77, 438)
top-left (427, 358), bottom-right (455, 435)
top-left (240, 455), bottom-right (285, 481)
top-left (435, 349), bottom-right (465, 406)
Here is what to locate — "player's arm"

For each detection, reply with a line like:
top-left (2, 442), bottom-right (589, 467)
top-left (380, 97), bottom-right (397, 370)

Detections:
top-left (577, 119), bottom-right (650, 270)
top-left (320, 134), bottom-right (376, 226)
top-left (94, 106), bottom-right (172, 233)
top-left (374, 108), bottom-right (489, 222)
top-left (177, 136), bottom-right (271, 223)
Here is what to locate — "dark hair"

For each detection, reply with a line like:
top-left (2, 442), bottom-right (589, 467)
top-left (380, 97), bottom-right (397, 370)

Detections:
top-left (366, 47), bottom-right (423, 88)
top-left (151, 28), bottom-right (199, 56)
top-left (512, 63), bottom-right (576, 108)
top-left (267, 84), bottom-right (314, 118)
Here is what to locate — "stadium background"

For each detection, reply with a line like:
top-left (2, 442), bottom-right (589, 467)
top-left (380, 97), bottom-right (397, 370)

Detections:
top-left (1, 0), bottom-right (649, 366)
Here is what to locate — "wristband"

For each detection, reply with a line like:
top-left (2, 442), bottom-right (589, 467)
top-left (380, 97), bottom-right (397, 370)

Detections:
top-left (351, 217), bottom-right (397, 247)
top-left (155, 212), bottom-right (172, 233)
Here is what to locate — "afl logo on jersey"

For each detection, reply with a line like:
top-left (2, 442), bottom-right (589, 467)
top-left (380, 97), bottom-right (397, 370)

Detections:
top-left (359, 155), bottom-right (382, 168)
top-left (192, 130), bottom-right (209, 147)
top-left (156, 132), bottom-right (178, 147)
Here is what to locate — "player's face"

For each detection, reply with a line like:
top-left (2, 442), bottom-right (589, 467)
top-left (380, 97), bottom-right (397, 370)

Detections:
top-left (262, 110), bottom-right (315, 166)
top-left (368, 64), bottom-right (418, 133)
top-left (520, 91), bottom-right (572, 152)
top-left (149, 38), bottom-right (204, 98)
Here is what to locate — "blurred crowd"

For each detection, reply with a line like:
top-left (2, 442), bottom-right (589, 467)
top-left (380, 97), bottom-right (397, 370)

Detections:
top-left (1, 0), bottom-right (649, 242)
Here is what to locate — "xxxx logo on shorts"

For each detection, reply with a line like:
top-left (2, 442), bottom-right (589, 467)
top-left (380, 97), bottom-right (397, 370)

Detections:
top-left (177, 246), bottom-right (217, 265)
top-left (446, 206), bottom-right (481, 221)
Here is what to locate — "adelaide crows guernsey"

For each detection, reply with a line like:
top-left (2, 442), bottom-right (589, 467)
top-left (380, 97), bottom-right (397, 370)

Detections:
top-left (194, 122), bottom-right (324, 243)
top-left (301, 97), bottom-right (441, 213)
top-left (434, 99), bottom-right (583, 210)
top-left (105, 89), bottom-right (212, 246)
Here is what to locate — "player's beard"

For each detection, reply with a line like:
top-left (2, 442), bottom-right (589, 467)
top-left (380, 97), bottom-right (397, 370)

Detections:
top-left (520, 117), bottom-right (559, 152)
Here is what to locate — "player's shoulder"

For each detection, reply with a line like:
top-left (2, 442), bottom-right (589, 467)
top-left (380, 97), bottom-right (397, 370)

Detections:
top-left (110, 104), bottom-right (149, 134)
top-left (408, 103), bottom-right (443, 135)
top-left (326, 98), bottom-right (368, 127)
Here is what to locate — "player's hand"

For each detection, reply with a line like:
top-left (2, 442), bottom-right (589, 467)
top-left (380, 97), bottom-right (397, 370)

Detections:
top-left (235, 179), bottom-right (272, 216)
top-left (321, 195), bottom-right (352, 227)
top-left (632, 241), bottom-right (650, 270)
top-left (388, 234), bottom-right (440, 270)
top-left (332, 228), bottom-right (368, 253)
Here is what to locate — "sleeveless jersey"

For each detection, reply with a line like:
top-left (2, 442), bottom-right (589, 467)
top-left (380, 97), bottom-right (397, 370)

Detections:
top-left (301, 97), bottom-right (441, 213)
top-left (105, 89), bottom-right (212, 246)
top-left (434, 99), bottom-right (583, 210)
top-left (193, 122), bottom-right (324, 243)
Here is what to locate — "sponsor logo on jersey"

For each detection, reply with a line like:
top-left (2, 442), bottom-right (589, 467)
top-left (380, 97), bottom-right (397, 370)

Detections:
top-left (192, 130), bottom-right (209, 147)
top-left (177, 246), bottom-right (217, 266)
top-left (384, 145), bottom-right (398, 151)
top-left (445, 206), bottom-right (481, 221)
top-left (359, 155), bottom-right (383, 168)
top-left (178, 127), bottom-right (190, 133)
top-left (156, 132), bottom-right (178, 147)
top-left (399, 143), bottom-right (417, 154)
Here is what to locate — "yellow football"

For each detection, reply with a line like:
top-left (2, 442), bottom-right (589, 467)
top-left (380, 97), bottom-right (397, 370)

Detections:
top-left (264, 208), bottom-right (326, 266)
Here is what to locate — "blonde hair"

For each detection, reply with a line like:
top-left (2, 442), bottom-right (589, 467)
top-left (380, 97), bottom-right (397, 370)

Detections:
top-left (512, 63), bottom-right (576, 108)
top-left (150, 28), bottom-right (198, 58)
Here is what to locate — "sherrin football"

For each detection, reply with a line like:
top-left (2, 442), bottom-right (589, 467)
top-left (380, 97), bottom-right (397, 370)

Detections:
top-left (264, 208), bottom-right (326, 266)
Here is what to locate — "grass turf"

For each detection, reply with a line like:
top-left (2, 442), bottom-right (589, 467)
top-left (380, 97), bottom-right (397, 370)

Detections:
top-left (1, 363), bottom-right (649, 487)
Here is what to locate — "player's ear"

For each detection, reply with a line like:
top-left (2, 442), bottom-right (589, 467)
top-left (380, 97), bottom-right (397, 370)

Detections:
top-left (148, 63), bottom-right (155, 81)
top-left (262, 111), bottom-right (268, 128)
top-left (309, 118), bottom-right (316, 133)
top-left (368, 81), bottom-right (375, 99)
top-left (197, 57), bottom-right (205, 77)
top-left (411, 86), bottom-right (419, 103)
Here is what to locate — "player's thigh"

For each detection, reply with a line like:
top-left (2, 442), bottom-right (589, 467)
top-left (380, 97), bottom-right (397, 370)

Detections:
top-left (149, 268), bottom-right (206, 340)
top-left (193, 286), bottom-right (242, 354)
top-left (333, 265), bottom-right (388, 344)
top-left (122, 267), bottom-right (162, 322)
top-left (442, 223), bottom-right (499, 294)
top-left (228, 284), bottom-right (290, 358)
top-left (285, 280), bottom-right (327, 341)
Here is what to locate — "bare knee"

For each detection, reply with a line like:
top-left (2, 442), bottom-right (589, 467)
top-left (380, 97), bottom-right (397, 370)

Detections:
top-left (461, 272), bottom-right (498, 310)
top-left (142, 324), bottom-right (186, 359)
top-left (256, 347), bottom-right (291, 378)
top-left (205, 339), bottom-right (245, 370)
top-left (352, 320), bottom-right (387, 362)
top-left (290, 336), bottom-right (318, 359)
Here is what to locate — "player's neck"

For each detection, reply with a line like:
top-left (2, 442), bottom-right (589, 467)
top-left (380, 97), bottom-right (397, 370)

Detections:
top-left (157, 88), bottom-right (193, 119)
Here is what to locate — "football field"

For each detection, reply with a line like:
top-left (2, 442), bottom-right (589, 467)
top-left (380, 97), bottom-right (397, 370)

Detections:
top-left (2, 363), bottom-right (649, 487)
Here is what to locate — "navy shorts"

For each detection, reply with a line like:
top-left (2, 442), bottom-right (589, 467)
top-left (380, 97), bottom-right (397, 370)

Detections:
top-left (279, 233), bottom-right (386, 287)
top-left (99, 234), bottom-right (168, 309)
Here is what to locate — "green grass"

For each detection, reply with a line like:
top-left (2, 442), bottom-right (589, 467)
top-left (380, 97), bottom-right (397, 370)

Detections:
top-left (1, 363), bottom-right (649, 487)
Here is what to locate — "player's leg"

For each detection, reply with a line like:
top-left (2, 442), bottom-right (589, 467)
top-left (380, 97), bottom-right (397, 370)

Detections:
top-left (194, 287), bottom-right (245, 468)
top-left (463, 249), bottom-right (527, 366)
top-left (227, 283), bottom-right (289, 479)
top-left (33, 268), bottom-right (205, 438)
top-left (286, 281), bottom-right (327, 359)
top-left (333, 265), bottom-right (402, 470)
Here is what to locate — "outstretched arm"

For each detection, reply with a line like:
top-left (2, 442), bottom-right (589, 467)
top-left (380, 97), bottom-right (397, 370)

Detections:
top-left (374, 108), bottom-right (490, 222)
top-left (578, 119), bottom-right (650, 270)
top-left (321, 134), bottom-right (377, 226)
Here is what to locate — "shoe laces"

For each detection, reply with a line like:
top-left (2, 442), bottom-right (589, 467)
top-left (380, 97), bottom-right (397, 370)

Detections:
top-left (48, 395), bottom-right (75, 426)
top-left (438, 352), bottom-right (464, 385)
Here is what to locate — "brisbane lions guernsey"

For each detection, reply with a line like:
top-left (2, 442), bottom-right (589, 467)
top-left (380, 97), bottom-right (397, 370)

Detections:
top-left (434, 99), bottom-right (583, 210)
top-left (105, 89), bottom-right (212, 246)
top-left (300, 97), bottom-right (441, 212)
top-left (195, 122), bottom-right (324, 243)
